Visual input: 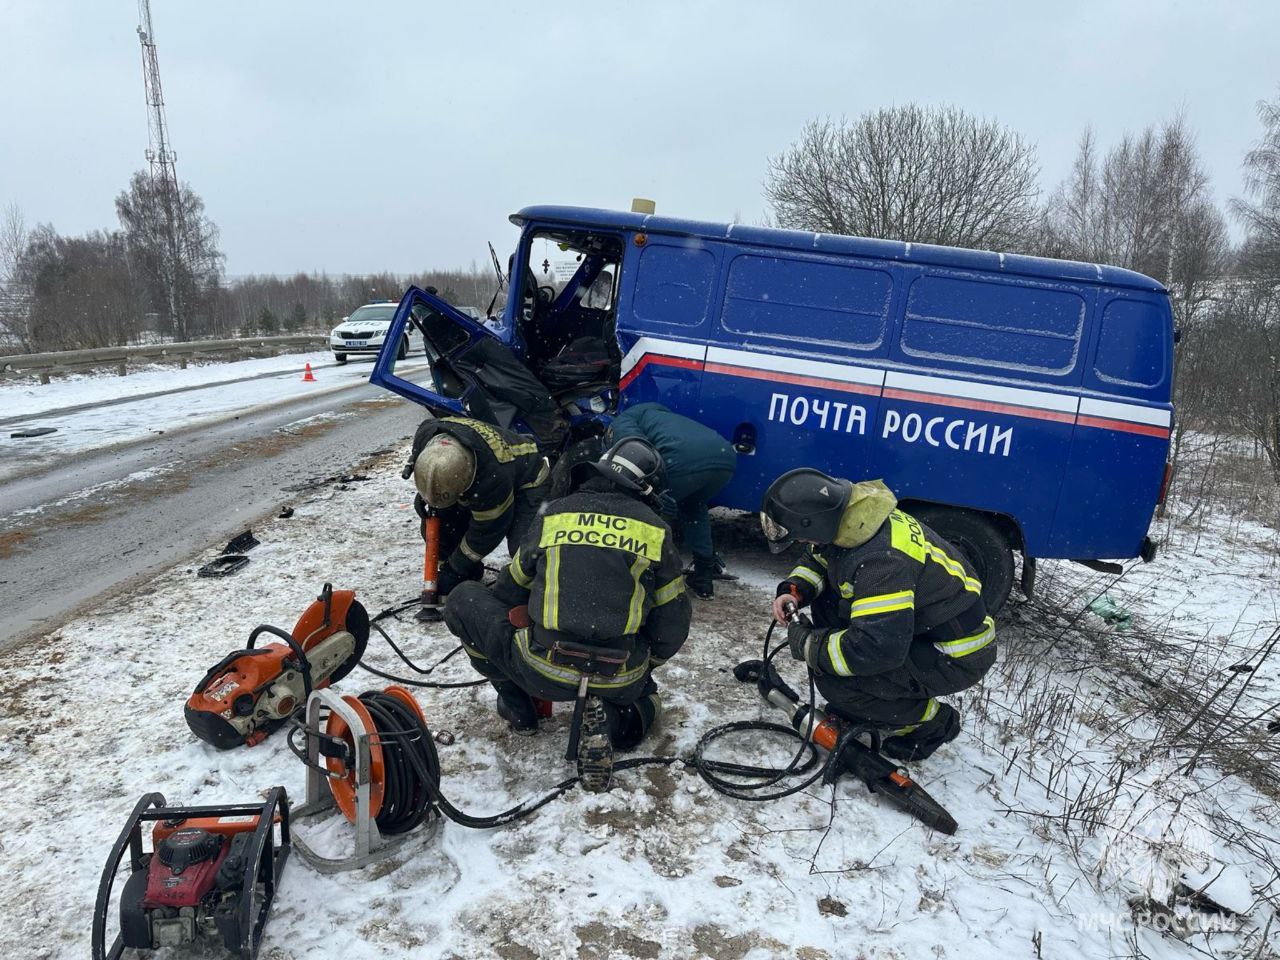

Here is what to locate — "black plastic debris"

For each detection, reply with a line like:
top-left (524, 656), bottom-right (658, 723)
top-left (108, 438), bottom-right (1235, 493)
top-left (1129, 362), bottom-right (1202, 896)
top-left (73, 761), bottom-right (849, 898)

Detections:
top-left (222, 530), bottom-right (260, 554)
top-left (282, 473), bottom-right (371, 494)
top-left (198, 555), bottom-right (250, 578)
top-left (10, 427), bottom-right (57, 438)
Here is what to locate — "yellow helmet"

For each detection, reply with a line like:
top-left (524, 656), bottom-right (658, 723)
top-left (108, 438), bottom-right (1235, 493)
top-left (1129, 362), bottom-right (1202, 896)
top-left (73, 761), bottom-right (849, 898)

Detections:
top-left (413, 435), bottom-right (476, 508)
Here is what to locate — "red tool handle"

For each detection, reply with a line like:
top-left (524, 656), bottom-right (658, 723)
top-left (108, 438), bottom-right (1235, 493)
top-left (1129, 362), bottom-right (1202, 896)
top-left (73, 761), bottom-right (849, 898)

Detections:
top-left (423, 514), bottom-right (441, 597)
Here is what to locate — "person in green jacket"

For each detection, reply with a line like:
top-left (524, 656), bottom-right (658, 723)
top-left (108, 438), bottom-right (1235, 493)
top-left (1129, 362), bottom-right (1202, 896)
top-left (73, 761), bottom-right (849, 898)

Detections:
top-left (609, 402), bottom-right (737, 599)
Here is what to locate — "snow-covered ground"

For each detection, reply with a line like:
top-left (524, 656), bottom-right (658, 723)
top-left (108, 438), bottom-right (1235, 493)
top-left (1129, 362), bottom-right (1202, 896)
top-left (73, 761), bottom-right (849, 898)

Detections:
top-left (0, 350), bottom-right (338, 420)
top-left (0, 445), bottom-right (1277, 959)
top-left (0, 354), bottom-right (429, 483)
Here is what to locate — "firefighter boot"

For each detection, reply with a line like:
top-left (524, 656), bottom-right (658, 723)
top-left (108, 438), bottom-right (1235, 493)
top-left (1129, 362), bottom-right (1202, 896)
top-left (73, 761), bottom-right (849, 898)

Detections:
top-left (577, 695), bottom-right (613, 792)
top-left (492, 680), bottom-right (538, 736)
top-left (602, 693), bottom-right (662, 751)
top-left (688, 557), bottom-right (717, 600)
top-left (881, 702), bottom-right (961, 762)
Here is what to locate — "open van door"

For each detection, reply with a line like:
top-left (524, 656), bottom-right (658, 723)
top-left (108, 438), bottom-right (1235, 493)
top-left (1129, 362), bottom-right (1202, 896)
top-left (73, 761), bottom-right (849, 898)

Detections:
top-left (369, 286), bottom-right (567, 448)
top-left (369, 285), bottom-right (507, 419)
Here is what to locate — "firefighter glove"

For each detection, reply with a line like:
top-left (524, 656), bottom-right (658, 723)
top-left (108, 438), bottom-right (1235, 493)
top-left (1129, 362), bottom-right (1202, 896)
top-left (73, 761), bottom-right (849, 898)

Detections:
top-left (787, 620), bottom-right (819, 670)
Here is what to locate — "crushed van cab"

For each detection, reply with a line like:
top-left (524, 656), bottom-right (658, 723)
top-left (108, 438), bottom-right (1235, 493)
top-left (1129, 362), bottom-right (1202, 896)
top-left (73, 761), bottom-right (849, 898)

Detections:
top-left (370, 205), bottom-right (1174, 611)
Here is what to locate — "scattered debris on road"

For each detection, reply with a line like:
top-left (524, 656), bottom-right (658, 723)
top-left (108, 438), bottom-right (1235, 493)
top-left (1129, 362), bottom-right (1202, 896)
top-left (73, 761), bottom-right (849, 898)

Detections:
top-left (9, 426), bottom-right (57, 438)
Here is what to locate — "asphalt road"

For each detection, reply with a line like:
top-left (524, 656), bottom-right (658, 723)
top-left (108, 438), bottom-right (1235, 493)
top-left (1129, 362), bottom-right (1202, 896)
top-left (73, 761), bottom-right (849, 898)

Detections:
top-left (0, 371), bottom-right (430, 652)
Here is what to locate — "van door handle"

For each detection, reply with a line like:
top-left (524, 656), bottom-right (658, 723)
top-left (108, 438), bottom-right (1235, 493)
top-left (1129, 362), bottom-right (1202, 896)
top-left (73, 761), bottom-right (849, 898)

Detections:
top-left (732, 423), bottom-right (756, 455)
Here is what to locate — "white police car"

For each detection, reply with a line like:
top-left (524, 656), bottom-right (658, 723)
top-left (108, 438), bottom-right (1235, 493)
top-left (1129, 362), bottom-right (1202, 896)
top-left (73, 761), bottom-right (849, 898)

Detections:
top-left (329, 302), bottom-right (425, 363)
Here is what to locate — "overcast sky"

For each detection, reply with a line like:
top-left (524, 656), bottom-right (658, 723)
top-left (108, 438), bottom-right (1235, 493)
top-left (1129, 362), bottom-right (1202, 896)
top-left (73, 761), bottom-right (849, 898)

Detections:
top-left (1, 1), bottom-right (1277, 276)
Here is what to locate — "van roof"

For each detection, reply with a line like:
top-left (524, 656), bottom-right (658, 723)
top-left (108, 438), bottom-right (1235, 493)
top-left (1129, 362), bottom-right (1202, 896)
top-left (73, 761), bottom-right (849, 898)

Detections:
top-left (511, 205), bottom-right (1166, 293)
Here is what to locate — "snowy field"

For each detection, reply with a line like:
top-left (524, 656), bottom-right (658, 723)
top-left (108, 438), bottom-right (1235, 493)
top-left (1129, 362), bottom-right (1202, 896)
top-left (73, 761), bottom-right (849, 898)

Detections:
top-left (0, 353), bottom-right (429, 483)
top-left (0, 350), bottom-right (338, 419)
top-left (0, 444), bottom-right (1277, 959)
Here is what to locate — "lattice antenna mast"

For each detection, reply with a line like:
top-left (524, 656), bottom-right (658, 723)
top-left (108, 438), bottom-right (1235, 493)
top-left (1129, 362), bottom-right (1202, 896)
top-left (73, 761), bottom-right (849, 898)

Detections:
top-left (136, 0), bottom-right (187, 336)
top-left (137, 0), bottom-right (178, 185)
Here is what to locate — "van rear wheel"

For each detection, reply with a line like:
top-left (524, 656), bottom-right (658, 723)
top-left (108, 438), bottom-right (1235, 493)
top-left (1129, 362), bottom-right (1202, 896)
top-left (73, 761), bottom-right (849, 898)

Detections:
top-left (911, 507), bottom-right (1014, 614)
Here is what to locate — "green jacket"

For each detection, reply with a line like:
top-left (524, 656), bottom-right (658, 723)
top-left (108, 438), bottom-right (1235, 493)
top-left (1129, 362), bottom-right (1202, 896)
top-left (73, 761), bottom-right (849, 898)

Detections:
top-left (609, 402), bottom-right (736, 502)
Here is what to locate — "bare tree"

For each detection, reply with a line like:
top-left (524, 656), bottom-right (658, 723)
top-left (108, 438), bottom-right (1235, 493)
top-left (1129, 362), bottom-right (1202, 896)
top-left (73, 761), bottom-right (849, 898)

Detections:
top-left (115, 171), bottom-right (224, 341)
top-left (0, 203), bottom-right (31, 351)
top-left (1232, 90), bottom-right (1280, 278)
top-left (13, 227), bottom-right (147, 351)
top-left (764, 105), bottom-right (1041, 249)
top-left (1042, 116), bottom-right (1219, 288)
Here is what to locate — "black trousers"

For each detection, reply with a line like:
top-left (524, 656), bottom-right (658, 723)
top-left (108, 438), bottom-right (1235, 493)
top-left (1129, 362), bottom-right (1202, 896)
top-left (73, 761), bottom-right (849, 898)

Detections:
top-left (443, 581), bottom-right (657, 706)
top-left (811, 600), bottom-right (996, 747)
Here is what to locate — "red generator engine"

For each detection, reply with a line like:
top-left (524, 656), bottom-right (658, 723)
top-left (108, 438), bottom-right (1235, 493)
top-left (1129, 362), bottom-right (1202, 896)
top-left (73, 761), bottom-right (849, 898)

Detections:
top-left (92, 789), bottom-right (289, 960)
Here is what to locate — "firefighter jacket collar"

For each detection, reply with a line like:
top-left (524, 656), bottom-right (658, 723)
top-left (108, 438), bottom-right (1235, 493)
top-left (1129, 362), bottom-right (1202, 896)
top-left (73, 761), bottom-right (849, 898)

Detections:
top-left (832, 480), bottom-right (898, 549)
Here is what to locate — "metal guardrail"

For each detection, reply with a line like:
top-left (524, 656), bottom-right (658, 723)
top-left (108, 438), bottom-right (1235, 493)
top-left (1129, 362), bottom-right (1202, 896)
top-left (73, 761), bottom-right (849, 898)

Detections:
top-left (0, 335), bottom-right (329, 383)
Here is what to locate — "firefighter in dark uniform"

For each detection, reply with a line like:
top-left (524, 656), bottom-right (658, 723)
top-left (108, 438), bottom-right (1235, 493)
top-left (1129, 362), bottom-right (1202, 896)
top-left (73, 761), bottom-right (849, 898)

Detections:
top-left (760, 468), bottom-right (996, 761)
top-left (444, 437), bottom-right (691, 785)
top-left (405, 416), bottom-right (550, 595)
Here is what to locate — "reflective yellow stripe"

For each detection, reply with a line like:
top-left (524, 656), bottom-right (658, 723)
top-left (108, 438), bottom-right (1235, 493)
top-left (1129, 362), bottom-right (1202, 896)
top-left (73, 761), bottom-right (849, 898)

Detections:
top-left (509, 549), bottom-right (533, 587)
top-left (934, 616), bottom-right (995, 658)
top-left (459, 539), bottom-right (485, 563)
top-left (654, 576), bottom-right (685, 607)
top-left (826, 630), bottom-right (853, 676)
top-left (891, 698), bottom-right (939, 735)
top-left (539, 512), bottom-right (666, 560)
top-left (514, 629), bottom-right (648, 690)
top-left (889, 512), bottom-right (928, 563)
top-left (542, 547), bottom-right (561, 630)
top-left (848, 590), bottom-right (915, 618)
top-left (889, 511), bottom-right (981, 594)
top-left (789, 565), bottom-right (824, 591)
top-left (623, 556), bottom-right (650, 635)
top-left (471, 491), bottom-right (514, 522)
top-left (520, 457), bottom-right (551, 489)
top-left (441, 417), bottom-right (538, 462)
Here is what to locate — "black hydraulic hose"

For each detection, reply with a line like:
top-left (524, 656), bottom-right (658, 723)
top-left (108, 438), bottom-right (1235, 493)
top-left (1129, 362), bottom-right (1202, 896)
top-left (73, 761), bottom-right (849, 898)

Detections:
top-left (689, 621), bottom-right (835, 801)
top-left (357, 692), bottom-right (435, 836)
top-left (338, 597), bottom-right (836, 824)
top-left (353, 600), bottom-right (486, 689)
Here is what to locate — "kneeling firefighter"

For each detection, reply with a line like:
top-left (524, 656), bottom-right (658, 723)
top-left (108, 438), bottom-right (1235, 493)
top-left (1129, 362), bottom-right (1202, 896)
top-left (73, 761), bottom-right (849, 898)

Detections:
top-left (443, 437), bottom-right (691, 781)
top-left (761, 469), bottom-right (996, 762)
top-left (406, 416), bottom-right (550, 596)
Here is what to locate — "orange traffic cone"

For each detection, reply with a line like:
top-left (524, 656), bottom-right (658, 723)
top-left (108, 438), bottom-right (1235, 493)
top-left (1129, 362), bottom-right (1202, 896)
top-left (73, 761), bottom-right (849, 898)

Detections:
top-left (302, 362), bottom-right (317, 382)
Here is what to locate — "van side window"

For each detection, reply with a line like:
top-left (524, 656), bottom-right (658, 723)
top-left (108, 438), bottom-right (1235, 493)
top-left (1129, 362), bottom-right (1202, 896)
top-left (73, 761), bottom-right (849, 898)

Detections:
top-left (1094, 299), bottom-right (1167, 387)
top-left (632, 244), bottom-right (716, 327)
top-left (722, 254), bottom-right (891, 348)
top-left (902, 275), bottom-right (1084, 374)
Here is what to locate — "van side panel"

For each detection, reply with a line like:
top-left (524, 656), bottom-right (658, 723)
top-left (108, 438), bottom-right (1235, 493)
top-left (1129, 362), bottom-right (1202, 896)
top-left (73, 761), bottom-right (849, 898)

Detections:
top-left (616, 237), bottom-right (715, 410)
top-left (697, 247), bottom-right (892, 516)
top-left (1045, 290), bottom-right (1173, 557)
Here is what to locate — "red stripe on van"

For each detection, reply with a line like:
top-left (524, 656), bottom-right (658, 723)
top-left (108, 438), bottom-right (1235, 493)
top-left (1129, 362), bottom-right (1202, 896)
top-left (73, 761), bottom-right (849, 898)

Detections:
top-left (881, 387), bottom-right (1077, 425)
top-left (619, 353), bottom-right (703, 391)
top-left (703, 361), bottom-right (881, 397)
top-left (1076, 415), bottom-right (1170, 438)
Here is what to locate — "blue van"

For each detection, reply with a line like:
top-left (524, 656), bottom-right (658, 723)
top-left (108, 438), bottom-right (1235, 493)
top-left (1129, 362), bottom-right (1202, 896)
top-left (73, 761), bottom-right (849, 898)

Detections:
top-left (371, 205), bottom-right (1173, 610)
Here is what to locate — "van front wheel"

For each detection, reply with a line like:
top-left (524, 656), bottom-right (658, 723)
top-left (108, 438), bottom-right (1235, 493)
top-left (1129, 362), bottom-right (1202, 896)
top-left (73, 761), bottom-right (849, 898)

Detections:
top-left (911, 507), bottom-right (1014, 614)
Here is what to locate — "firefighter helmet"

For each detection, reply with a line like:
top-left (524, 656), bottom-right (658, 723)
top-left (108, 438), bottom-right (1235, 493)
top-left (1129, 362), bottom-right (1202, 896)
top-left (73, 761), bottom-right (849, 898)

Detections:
top-left (413, 434), bottom-right (477, 508)
top-left (760, 468), bottom-right (852, 553)
top-left (593, 437), bottom-right (666, 497)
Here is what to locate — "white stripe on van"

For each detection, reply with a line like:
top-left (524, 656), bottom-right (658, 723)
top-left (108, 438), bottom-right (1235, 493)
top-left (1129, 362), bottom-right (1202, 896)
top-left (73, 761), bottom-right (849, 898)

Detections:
top-left (1079, 397), bottom-right (1172, 427)
top-left (884, 370), bottom-right (1079, 414)
top-left (625, 335), bottom-right (1169, 431)
top-left (706, 346), bottom-right (885, 387)
top-left (620, 336), bottom-right (706, 378)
